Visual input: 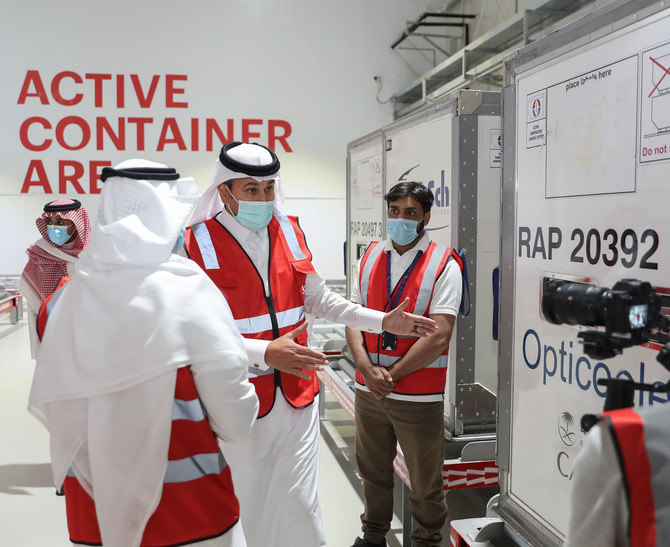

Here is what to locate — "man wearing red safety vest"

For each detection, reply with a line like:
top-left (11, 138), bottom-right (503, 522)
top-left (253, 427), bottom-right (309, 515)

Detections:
top-left (566, 404), bottom-right (670, 547)
top-left (29, 160), bottom-right (259, 547)
top-left (183, 142), bottom-right (437, 547)
top-left (346, 181), bottom-right (463, 547)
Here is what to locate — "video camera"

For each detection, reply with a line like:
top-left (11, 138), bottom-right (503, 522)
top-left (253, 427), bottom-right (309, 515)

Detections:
top-left (542, 278), bottom-right (668, 360)
top-left (541, 277), bottom-right (670, 417)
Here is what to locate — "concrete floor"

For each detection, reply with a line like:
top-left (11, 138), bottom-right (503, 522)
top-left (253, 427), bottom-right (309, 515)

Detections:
top-left (0, 311), bottom-right (495, 546)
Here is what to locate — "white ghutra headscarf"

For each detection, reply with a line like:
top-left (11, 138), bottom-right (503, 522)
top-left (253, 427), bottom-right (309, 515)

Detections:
top-left (28, 159), bottom-right (249, 547)
top-left (190, 141), bottom-right (285, 225)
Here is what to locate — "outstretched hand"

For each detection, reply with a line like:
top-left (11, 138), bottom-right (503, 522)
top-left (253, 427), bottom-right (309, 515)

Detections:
top-left (382, 298), bottom-right (438, 337)
top-left (264, 322), bottom-right (328, 379)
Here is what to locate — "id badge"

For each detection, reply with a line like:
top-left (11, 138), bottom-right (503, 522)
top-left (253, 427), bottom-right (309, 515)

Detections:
top-left (381, 331), bottom-right (397, 351)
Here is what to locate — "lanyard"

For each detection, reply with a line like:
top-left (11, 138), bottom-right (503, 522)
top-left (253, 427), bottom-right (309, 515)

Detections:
top-left (386, 250), bottom-right (423, 311)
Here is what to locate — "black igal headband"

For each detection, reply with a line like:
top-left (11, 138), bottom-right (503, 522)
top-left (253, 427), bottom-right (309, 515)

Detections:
top-left (100, 167), bottom-right (180, 183)
top-left (219, 141), bottom-right (280, 177)
top-left (43, 199), bottom-right (82, 212)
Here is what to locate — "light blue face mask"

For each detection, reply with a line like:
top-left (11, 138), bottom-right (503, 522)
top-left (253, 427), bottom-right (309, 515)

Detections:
top-left (47, 225), bottom-right (71, 246)
top-left (386, 217), bottom-right (423, 246)
top-left (236, 200), bottom-right (274, 232)
top-left (227, 187), bottom-right (274, 232)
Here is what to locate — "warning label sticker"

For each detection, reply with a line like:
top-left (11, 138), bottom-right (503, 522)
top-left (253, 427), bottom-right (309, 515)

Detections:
top-left (526, 90), bottom-right (546, 148)
top-left (640, 41), bottom-right (670, 163)
top-left (490, 129), bottom-right (502, 168)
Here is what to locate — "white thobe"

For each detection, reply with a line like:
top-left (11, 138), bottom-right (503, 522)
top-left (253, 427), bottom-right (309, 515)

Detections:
top-left (214, 209), bottom-right (384, 547)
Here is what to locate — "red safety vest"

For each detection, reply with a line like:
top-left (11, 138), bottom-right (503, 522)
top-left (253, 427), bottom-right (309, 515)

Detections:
top-left (185, 213), bottom-right (318, 418)
top-left (603, 406), bottom-right (670, 547)
top-left (63, 367), bottom-right (240, 546)
top-left (36, 275), bottom-right (70, 341)
top-left (37, 281), bottom-right (240, 546)
top-left (356, 240), bottom-right (461, 398)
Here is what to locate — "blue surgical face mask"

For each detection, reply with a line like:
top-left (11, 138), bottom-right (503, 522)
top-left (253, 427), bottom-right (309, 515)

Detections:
top-left (227, 187), bottom-right (274, 232)
top-left (386, 217), bottom-right (423, 246)
top-left (47, 225), bottom-right (71, 246)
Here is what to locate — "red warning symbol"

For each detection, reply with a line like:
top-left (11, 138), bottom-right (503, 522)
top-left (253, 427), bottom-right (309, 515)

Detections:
top-left (648, 56), bottom-right (670, 98)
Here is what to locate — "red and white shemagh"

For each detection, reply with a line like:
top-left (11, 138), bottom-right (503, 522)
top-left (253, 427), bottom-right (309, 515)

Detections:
top-left (21, 199), bottom-right (92, 301)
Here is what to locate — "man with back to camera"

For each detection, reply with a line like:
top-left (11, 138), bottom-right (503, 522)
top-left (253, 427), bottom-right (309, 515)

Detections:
top-left (565, 402), bottom-right (670, 547)
top-left (183, 142), bottom-right (438, 547)
top-left (29, 160), bottom-right (259, 547)
top-left (346, 181), bottom-right (463, 547)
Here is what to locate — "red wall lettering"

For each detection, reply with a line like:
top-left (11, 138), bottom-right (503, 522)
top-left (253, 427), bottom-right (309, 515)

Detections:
top-left (51, 71), bottom-right (84, 106)
top-left (89, 160), bottom-right (111, 194)
top-left (157, 118), bottom-right (187, 151)
top-left (17, 70), bottom-right (49, 104)
top-left (55, 116), bottom-right (91, 150)
top-left (130, 74), bottom-right (160, 108)
top-left (206, 118), bottom-right (233, 151)
top-left (59, 160), bottom-right (86, 193)
top-left (268, 120), bottom-right (293, 152)
top-left (96, 117), bottom-right (126, 150)
top-left (21, 160), bottom-right (52, 193)
top-left (165, 75), bottom-right (188, 108)
top-left (20, 117), bottom-right (52, 151)
top-left (85, 73), bottom-right (112, 107)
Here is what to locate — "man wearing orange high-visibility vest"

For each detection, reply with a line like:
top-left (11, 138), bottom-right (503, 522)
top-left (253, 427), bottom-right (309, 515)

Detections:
top-left (29, 160), bottom-right (259, 547)
top-left (183, 142), bottom-right (437, 547)
top-left (346, 181), bottom-right (463, 547)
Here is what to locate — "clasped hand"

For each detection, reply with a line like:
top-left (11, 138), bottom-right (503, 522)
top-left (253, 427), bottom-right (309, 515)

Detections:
top-left (361, 364), bottom-right (395, 399)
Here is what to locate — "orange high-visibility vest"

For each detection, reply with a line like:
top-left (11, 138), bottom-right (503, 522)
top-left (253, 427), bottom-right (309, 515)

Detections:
top-left (356, 240), bottom-right (461, 398)
top-left (63, 367), bottom-right (240, 546)
top-left (602, 406), bottom-right (670, 547)
top-left (37, 285), bottom-right (240, 545)
top-left (36, 275), bottom-right (70, 341)
top-left (185, 213), bottom-right (318, 418)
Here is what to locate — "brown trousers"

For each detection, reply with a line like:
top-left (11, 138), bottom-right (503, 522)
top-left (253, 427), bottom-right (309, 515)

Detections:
top-left (355, 389), bottom-right (447, 546)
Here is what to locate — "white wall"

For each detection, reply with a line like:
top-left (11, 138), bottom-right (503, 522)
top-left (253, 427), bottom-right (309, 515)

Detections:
top-left (443, 0), bottom-right (536, 40)
top-left (1, 0), bottom-right (442, 279)
top-left (375, 0), bottom-right (538, 87)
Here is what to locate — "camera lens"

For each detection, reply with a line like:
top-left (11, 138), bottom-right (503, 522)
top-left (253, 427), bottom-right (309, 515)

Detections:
top-left (542, 280), bottom-right (609, 327)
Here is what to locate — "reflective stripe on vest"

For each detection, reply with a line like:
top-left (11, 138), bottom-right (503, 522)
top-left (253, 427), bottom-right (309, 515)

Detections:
top-left (360, 242), bottom-right (385, 306)
top-left (67, 385), bottom-right (227, 486)
top-left (367, 352), bottom-right (448, 369)
top-left (277, 214), bottom-right (307, 260)
top-left (414, 244), bottom-right (449, 316)
top-left (357, 241), bottom-right (453, 398)
top-left (361, 243), bottom-right (450, 368)
top-left (63, 366), bottom-right (240, 546)
top-left (46, 283), bottom-right (66, 316)
top-left (234, 304), bottom-right (305, 335)
top-left (164, 452), bottom-right (226, 483)
top-left (360, 242), bottom-right (447, 316)
top-left (173, 398), bottom-right (206, 421)
top-left (248, 366), bottom-right (274, 378)
top-left (67, 453), bottom-right (227, 484)
top-left (191, 222), bottom-right (220, 269)
top-left (186, 214), bottom-right (318, 418)
top-left (192, 212), bottom-right (307, 273)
